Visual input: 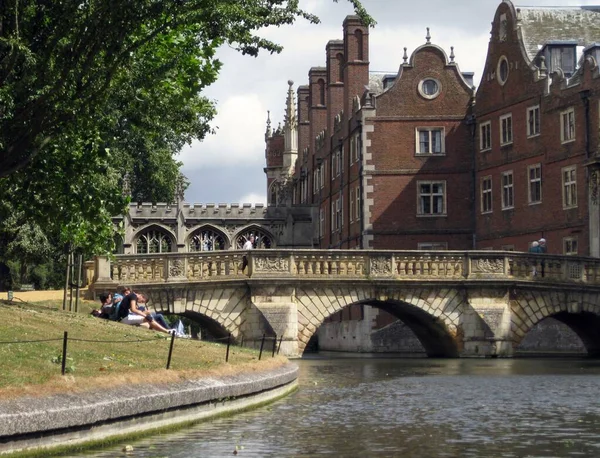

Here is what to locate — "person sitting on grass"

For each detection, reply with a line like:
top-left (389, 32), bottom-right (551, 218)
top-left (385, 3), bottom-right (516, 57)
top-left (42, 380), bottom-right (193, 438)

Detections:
top-left (116, 291), bottom-right (173, 334)
top-left (95, 293), bottom-right (114, 319)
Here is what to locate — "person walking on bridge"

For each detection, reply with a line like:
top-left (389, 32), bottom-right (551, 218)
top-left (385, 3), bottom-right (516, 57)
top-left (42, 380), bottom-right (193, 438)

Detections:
top-left (241, 235), bottom-right (255, 273)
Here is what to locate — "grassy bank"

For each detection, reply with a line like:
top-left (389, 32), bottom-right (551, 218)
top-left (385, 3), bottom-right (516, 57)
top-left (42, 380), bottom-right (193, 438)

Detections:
top-left (0, 298), bottom-right (286, 399)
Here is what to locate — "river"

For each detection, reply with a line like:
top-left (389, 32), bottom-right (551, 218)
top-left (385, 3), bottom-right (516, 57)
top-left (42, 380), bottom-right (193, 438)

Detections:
top-left (68, 355), bottom-right (600, 458)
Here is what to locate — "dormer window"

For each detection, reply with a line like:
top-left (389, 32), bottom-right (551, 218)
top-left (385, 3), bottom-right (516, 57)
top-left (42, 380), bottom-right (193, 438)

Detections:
top-left (542, 42), bottom-right (577, 77)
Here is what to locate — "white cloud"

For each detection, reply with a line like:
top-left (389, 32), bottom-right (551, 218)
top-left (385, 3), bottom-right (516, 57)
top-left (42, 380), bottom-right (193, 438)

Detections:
top-left (238, 192), bottom-right (267, 205)
top-left (179, 93), bottom-right (267, 169)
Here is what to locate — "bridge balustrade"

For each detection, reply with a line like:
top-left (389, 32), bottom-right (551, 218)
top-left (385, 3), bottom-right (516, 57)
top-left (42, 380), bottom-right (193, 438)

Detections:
top-left (92, 250), bottom-right (600, 286)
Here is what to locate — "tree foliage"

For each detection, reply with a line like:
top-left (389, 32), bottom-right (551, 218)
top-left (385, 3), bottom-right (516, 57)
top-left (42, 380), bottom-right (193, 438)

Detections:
top-left (0, 0), bottom-right (372, 257)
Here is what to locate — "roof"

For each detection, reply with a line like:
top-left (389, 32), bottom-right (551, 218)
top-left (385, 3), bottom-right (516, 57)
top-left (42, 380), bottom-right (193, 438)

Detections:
top-left (516, 5), bottom-right (600, 61)
top-left (368, 72), bottom-right (394, 95)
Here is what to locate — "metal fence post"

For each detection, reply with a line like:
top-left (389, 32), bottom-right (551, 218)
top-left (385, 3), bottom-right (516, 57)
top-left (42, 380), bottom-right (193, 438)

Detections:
top-left (258, 333), bottom-right (266, 360)
top-left (61, 331), bottom-right (68, 376)
top-left (166, 332), bottom-right (176, 370)
top-left (225, 333), bottom-right (231, 362)
top-left (277, 334), bottom-right (283, 354)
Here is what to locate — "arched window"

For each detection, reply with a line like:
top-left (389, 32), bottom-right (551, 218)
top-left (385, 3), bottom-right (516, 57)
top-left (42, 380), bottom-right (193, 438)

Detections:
top-left (318, 79), bottom-right (325, 106)
top-left (336, 53), bottom-right (344, 82)
top-left (189, 228), bottom-right (226, 252)
top-left (354, 29), bottom-right (364, 61)
top-left (136, 229), bottom-right (173, 254)
top-left (236, 228), bottom-right (273, 249)
top-left (269, 182), bottom-right (278, 206)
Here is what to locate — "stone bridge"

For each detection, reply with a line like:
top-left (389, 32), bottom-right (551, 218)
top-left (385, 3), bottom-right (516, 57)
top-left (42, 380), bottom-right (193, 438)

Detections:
top-left (90, 250), bottom-right (600, 358)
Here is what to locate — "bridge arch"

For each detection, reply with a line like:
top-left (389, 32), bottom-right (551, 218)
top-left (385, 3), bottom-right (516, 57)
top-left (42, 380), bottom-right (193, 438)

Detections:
top-left (293, 285), bottom-right (470, 357)
top-left (511, 289), bottom-right (600, 356)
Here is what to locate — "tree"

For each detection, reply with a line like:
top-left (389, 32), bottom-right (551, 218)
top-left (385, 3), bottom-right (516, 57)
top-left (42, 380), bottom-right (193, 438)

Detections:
top-left (0, 0), bottom-right (372, 255)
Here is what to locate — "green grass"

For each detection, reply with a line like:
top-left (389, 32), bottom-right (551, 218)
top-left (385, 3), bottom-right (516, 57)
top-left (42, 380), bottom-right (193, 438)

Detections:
top-left (0, 299), bottom-right (286, 397)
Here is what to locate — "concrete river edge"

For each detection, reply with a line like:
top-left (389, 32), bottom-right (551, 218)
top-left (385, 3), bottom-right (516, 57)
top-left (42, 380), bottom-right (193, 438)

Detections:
top-left (0, 363), bottom-right (299, 456)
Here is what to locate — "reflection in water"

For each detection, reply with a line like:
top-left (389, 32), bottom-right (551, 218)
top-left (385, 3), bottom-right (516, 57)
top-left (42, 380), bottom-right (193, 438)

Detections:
top-left (67, 356), bottom-right (600, 458)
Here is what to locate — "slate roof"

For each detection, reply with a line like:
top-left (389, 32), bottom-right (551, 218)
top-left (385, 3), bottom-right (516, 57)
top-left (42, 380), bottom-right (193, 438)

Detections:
top-left (517, 5), bottom-right (600, 61)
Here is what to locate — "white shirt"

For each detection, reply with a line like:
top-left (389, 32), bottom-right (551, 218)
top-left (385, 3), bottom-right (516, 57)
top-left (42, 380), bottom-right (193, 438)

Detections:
top-left (243, 239), bottom-right (254, 250)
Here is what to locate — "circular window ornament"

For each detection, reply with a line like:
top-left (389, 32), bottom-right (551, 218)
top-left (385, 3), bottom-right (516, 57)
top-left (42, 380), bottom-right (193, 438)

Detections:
top-left (497, 56), bottom-right (509, 85)
top-left (418, 78), bottom-right (441, 100)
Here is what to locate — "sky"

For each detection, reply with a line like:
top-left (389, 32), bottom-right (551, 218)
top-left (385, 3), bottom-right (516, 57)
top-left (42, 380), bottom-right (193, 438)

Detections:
top-left (179, 0), bottom-right (600, 205)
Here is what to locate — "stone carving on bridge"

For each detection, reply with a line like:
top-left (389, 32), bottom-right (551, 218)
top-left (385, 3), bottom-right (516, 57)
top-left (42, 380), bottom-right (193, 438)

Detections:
top-left (254, 256), bottom-right (290, 273)
top-left (370, 256), bottom-right (392, 276)
top-left (169, 258), bottom-right (185, 278)
top-left (471, 258), bottom-right (504, 274)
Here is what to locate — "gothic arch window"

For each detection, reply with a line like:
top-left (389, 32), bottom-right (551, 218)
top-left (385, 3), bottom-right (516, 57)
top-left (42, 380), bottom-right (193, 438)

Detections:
top-left (354, 29), bottom-right (364, 61)
top-left (189, 227), bottom-right (227, 252)
top-left (317, 79), bottom-right (325, 105)
top-left (236, 228), bottom-right (273, 249)
top-left (336, 53), bottom-right (344, 82)
top-left (136, 228), bottom-right (173, 254)
top-left (269, 182), bottom-right (278, 206)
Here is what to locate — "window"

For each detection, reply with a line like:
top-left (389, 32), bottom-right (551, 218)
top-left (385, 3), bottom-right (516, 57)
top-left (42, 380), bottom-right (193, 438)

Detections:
top-left (562, 165), bottom-right (577, 208)
top-left (563, 237), bottom-right (578, 255)
top-left (350, 191), bottom-right (354, 222)
top-left (497, 56), bottom-right (509, 85)
top-left (418, 181), bottom-right (446, 216)
top-left (501, 171), bottom-right (514, 210)
top-left (355, 186), bottom-right (361, 221)
top-left (500, 113), bottom-right (513, 145)
top-left (418, 242), bottom-right (448, 250)
top-left (321, 160), bottom-right (326, 189)
top-left (136, 229), bottom-right (172, 254)
top-left (350, 135), bottom-right (358, 163)
top-left (481, 176), bottom-right (492, 214)
top-left (190, 228), bottom-right (226, 252)
top-left (561, 108), bottom-right (575, 143)
top-left (416, 128), bottom-right (444, 155)
top-left (480, 121), bottom-right (491, 151)
top-left (528, 163), bottom-right (542, 204)
top-left (338, 195), bottom-right (343, 229)
top-left (331, 200), bottom-right (336, 232)
top-left (319, 208), bottom-right (324, 239)
top-left (527, 105), bottom-right (540, 137)
top-left (313, 169), bottom-right (319, 195)
top-left (418, 78), bottom-right (441, 99)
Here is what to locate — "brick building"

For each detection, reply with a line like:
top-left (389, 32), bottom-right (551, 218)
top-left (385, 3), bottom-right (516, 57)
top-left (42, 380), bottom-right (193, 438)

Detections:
top-left (263, 1), bottom-right (600, 353)
top-left (475, 1), bottom-right (600, 256)
top-left (265, 18), bottom-right (476, 251)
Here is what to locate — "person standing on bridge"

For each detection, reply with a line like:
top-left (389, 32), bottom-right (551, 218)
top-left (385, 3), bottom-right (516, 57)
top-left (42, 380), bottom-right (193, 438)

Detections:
top-left (538, 238), bottom-right (547, 277)
top-left (241, 235), bottom-right (255, 273)
top-left (529, 241), bottom-right (541, 276)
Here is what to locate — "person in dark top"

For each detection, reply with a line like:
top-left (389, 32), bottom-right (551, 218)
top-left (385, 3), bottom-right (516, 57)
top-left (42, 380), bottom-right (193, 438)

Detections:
top-left (118, 291), bottom-right (172, 334)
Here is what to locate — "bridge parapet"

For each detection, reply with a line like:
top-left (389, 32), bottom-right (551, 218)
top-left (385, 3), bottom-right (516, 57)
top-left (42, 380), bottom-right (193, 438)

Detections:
top-left (92, 250), bottom-right (600, 289)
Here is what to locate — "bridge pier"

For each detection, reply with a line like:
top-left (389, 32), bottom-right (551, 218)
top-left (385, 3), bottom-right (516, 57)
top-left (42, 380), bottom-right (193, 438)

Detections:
top-left (460, 288), bottom-right (514, 358)
top-left (251, 286), bottom-right (300, 357)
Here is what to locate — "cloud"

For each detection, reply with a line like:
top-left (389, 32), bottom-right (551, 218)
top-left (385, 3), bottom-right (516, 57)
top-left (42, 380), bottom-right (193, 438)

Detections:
top-left (179, 93), bottom-right (267, 169)
top-left (238, 192), bottom-right (267, 205)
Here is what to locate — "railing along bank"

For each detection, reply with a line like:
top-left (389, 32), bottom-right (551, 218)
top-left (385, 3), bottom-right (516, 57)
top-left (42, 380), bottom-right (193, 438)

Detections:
top-left (91, 250), bottom-right (600, 286)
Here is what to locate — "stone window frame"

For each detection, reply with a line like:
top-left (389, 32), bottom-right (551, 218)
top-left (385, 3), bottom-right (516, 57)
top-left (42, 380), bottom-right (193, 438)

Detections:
top-left (481, 175), bottom-right (493, 214)
top-left (417, 77), bottom-right (441, 100)
top-left (527, 105), bottom-right (541, 138)
top-left (560, 107), bottom-right (576, 144)
top-left (497, 55), bottom-right (509, 85)
top-left (501, 170), bottom-right (514, 210)
top-left (562, 165), bottom-right (577, 209)
top-left (528, 163), bottom-right (542, 205)
top-left (480, 121), bottom-right (492, 152)
top-left (319, 208), bottom-right (325, 240)
top-left (500, 113), bottom-right (513, 146)
top-left (417, 180), bottom-right (447, 217)
top-left (563, 236), bottom-right (578, 255)
top-left (417, 242), bottom-right (448, 250)
top-left (415, 127), bottom-right (445, 156)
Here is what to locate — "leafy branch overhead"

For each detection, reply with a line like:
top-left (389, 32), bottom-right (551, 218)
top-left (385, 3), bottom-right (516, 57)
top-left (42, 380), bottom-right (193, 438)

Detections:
top-left (0, 0), bottom-right (372, 255)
